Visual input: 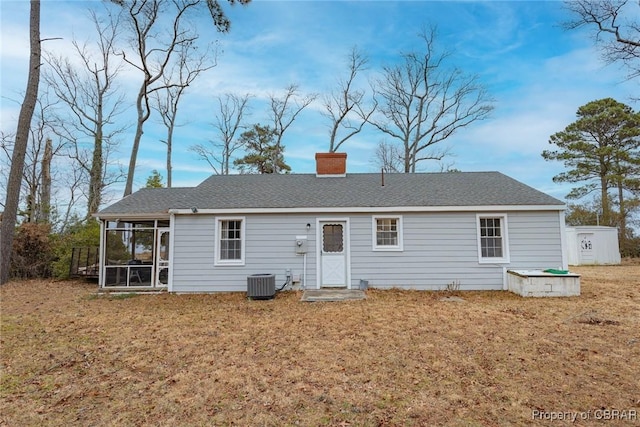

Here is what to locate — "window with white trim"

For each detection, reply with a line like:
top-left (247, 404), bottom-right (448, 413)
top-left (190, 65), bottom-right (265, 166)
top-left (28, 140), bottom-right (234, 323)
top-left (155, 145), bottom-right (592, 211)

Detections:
top-left (372, 216), bottom-right (403, 251)
top-left (476, 214), bottom-right (509, 263)
top-left (215, 218), bottom-right (245, 265)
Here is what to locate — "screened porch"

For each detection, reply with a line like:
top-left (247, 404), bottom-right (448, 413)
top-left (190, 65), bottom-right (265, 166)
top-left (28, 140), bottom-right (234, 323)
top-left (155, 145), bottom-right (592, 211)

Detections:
top-left (100, 219), bottom-right (170, 289)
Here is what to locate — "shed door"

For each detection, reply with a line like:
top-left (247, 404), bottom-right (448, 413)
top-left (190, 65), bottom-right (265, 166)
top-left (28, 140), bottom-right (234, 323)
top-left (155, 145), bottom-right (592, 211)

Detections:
top-left (320, 221), bottom-right (348, 287)
top-left (578, 233), bottom-right (594, 264)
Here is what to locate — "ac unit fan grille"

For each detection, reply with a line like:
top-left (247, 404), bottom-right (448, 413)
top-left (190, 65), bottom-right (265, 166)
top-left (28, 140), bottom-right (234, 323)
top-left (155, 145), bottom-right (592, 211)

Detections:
top-left (247, 274), bottom-right (276, 299)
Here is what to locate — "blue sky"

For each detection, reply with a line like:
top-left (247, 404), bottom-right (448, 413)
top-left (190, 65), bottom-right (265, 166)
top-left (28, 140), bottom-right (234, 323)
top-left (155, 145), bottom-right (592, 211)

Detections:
top-left (1, 0), bottom-right (637, 208)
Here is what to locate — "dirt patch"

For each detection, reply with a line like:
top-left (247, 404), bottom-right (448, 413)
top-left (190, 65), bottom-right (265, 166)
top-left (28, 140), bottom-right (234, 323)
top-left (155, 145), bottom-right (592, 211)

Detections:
top-left (1, 267), bottom-right (639, 426)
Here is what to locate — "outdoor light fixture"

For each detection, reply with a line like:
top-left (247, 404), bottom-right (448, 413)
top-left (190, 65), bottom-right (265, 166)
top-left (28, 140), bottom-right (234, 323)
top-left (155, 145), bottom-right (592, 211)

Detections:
top-left (191, 207), bottom-right (198, 213)
top-left (306, 223), bottom-right (311, 231)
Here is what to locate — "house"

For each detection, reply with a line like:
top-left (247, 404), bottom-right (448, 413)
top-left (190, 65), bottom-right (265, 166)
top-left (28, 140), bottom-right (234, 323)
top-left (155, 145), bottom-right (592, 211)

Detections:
top-left (565, 226), bottom-right (621, 265)
top-left (96, 153), bottom-right (568, 293)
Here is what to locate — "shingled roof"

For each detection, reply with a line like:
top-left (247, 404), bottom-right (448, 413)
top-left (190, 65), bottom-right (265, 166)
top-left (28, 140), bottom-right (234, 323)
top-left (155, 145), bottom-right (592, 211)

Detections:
top-left (97, 172), bottom-right (564, 217)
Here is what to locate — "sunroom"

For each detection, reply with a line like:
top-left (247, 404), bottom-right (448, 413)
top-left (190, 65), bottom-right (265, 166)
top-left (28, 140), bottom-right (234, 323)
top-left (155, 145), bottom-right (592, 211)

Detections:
top-left (99, 219), bottom-right (171, 289)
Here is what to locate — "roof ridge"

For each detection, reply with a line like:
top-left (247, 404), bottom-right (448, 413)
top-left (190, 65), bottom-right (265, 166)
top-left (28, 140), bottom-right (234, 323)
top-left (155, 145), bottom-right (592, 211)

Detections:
top-left (99, 171), bottom-right (563, 216)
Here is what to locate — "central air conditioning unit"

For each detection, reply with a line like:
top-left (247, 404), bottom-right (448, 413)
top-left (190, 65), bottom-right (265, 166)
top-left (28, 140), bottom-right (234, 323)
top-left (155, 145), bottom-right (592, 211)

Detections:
top-left (247, 273), bottom-right (276, 299)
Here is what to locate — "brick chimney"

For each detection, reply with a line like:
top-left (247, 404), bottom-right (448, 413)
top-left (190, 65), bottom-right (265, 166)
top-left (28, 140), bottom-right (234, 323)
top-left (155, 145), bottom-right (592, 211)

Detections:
top-left (315, 152), bottom-right (347, 177)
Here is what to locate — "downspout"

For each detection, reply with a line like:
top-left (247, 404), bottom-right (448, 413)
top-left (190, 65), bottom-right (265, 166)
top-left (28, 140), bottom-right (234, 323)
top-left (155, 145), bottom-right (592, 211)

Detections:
top-left (303, 252), bottom-right (307, 290)
top-left (98, 218), bottom-right (105, 288)
top-left (168, 212), bottom-right (176, 292)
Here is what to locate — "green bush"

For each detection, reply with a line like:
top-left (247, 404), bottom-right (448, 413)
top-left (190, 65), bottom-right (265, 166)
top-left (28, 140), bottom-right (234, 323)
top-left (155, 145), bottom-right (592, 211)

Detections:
top-left (51, 219), bottom-right (100, 279)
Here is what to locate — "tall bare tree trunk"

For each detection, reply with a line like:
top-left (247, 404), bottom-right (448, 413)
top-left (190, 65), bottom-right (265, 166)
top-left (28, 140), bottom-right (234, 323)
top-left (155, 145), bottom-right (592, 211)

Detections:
top-left (0, 0), bottom-right (41, 285)
top-left (166, 129), bottom-right (173, 188)
top-left (38, 137), bottom-right (52, 222)
top-left (124, 86), bottom-right (148, 197)
top-left (26, 161), bottom-right (38, 222)
top-left (87, 130), bottom-right (103, 217)
top-left (617, 178), bottom-right (627, 243)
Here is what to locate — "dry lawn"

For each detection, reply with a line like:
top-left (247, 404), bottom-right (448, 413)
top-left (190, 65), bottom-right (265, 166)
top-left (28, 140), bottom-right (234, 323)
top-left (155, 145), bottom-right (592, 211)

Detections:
top-left (1, 264), bottom-right (639, 426)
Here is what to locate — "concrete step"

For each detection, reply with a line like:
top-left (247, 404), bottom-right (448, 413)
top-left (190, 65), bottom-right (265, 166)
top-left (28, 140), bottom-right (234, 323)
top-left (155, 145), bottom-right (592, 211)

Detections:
top-left (301, 289), bottom-right (366, 302)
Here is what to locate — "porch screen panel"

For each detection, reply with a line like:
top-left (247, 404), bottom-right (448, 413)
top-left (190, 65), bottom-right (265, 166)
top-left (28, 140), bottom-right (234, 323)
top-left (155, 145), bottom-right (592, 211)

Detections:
top-left (105, 230), bottom-right (133, 265)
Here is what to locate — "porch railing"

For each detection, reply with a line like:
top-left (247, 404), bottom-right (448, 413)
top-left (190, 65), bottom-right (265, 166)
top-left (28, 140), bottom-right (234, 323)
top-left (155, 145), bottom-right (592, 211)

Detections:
top-left (69, 247), bottom-right (100, 279)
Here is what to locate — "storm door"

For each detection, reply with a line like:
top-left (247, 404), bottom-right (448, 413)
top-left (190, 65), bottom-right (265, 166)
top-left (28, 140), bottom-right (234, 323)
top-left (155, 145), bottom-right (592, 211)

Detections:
top-left (320, 221), bottom-right (348, 287)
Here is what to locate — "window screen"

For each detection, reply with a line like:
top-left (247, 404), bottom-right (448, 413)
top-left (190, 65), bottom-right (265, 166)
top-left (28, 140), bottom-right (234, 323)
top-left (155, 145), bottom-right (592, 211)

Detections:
top-left (322, 224), bottom-right (343, 253)
top-left (220, 220), bottom-right (242, 260)
top-left (376, 218), bottom-right (398, 246)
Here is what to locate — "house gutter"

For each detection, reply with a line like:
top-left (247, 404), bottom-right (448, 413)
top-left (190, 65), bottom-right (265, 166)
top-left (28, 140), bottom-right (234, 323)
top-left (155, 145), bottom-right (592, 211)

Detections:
top-left (94, 212), bottom-right (171, 221)
top-left (168, 204), bottom-right (566, 215)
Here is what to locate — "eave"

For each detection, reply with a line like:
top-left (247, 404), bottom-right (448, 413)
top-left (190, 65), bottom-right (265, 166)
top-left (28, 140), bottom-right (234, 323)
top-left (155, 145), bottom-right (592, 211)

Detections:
top-left (168, 204), bottom-right (566, 215)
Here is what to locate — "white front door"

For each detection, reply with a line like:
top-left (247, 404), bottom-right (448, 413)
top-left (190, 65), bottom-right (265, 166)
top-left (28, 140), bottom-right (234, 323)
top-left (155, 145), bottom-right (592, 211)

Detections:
top-left (155, 228), bottom-right (170, 287)
top-left (320, 221), bottom-right (348, 288)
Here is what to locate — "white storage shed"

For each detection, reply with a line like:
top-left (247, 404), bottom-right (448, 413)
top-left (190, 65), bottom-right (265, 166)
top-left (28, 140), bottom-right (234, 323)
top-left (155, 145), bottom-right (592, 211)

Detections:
top-left (565, 226), bottom-right (621, 265)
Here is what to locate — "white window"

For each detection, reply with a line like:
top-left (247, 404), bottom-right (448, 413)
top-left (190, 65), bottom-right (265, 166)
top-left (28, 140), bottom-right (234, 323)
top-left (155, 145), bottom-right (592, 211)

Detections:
top-left (215, 217), bottom-right (245, 265)
top-left (372, 216), bottom-right (403, 251)
top-left (476, 214), bottom-right (509, 263)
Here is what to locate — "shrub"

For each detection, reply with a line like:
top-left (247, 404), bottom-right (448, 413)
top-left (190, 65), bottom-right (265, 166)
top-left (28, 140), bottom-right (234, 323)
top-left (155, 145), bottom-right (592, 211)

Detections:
top-left (11, 222), bottom-right (54, 279)
top-left (620, 236), bottom-right (640, 258)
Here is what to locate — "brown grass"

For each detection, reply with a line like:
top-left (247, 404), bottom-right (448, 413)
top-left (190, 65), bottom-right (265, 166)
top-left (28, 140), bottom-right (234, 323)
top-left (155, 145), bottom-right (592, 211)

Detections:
top-left (1, 265), bottom-right (639, 426)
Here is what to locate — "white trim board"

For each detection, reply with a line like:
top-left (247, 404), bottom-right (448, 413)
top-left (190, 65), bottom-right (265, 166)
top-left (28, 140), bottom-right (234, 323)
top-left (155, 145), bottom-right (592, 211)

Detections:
top-left (168, 204), bottom-right (565, 216)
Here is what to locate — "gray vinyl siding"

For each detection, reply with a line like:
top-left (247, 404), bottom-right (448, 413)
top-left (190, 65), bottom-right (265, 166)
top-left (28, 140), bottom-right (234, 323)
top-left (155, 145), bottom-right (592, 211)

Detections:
top-left (351, 211), bottom-right (563, 291)
top-left (172, 213), bottom-right (317, 292)
top-left (508, 211), bottom-right (563, 268)
top-left (171, 210), bottom-right (563, 292)
top-left (351, 212), bottom-right (496, 290)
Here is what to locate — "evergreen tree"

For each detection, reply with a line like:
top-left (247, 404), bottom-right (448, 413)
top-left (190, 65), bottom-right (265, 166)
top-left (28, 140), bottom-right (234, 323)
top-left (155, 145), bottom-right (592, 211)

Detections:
top-left (542, 98), bottom-right (640, 250)
top-left (145, 169), bottom-right (164, 188)
top-left (234, 124), bottom-right (291, 174)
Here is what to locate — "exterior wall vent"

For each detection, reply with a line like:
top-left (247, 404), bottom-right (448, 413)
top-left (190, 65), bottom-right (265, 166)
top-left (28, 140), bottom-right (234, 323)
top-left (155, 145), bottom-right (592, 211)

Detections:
top-left (247, 273), bottom-right (276, 299)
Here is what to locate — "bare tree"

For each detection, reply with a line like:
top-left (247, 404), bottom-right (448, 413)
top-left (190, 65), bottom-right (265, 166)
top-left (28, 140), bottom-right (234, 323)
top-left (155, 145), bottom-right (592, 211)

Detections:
top-left (21, 92), bottom-right (62, 224)
top-left (56, 162), bottom-right (87, 233)
top-left (44, 8), bottom-right (127, 217)
top-left (268, 84), bottom-right (316, 173)
top-left (371, 139), bottom-right (403, 173)
top-left (371, 138), bottom-right (457, 174)
top-left (1, 0), bottom-right (41, 285)
top-left (564, 0), bottom-right (640, 80)
top-left (38, 137), bottom-right (53, 222)
top-left (1, 91), bottom-right (74, 226)
top-left (59, 129), bottom-right (126, 213)
top-left (0, 132), bottom-right (16, 207)
top-left (190, 92), bottom-right (252, 174)
top-left (153, 42), bottom-right (215, 186)
top-left (323, 47), bottom-right (376, 152)
top-left (369, 27), bottom-right (493, 173)
top-left (112, 0), bottom-right (250, 196)
top-left (436, 158), bottom-right (460, 173)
